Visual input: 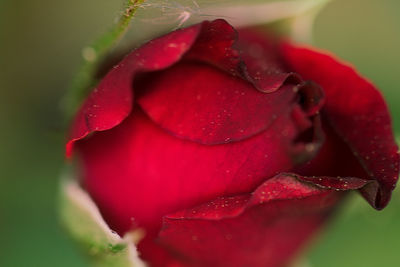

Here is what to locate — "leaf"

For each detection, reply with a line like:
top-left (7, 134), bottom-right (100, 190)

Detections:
top-left (59, 178), bottom-right (146, 267)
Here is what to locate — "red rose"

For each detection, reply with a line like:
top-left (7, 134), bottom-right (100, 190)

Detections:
top-left (67, 20), bottom-right (399, 267)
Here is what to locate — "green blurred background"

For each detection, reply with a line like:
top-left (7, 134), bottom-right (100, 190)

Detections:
top-left (0, 0), bottom-right (399, 266)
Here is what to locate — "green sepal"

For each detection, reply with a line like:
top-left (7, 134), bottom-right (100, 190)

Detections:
top-left (59, 178), bottom-right (146, 267)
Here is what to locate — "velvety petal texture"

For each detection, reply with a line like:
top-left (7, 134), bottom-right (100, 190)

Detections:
top-left (67, 19), bottom-right (399, 267)
top-left (158, 173), bottom-right (369, 267)
top-left (281, 42), bottom-right (400, 209)
top-left (66, 23), bottom-right (203, 156)
top-left (137, 62), bottom-right (299, 145)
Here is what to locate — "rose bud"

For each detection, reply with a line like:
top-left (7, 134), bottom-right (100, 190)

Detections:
top-left (66, 19), bottom-right (399, 267)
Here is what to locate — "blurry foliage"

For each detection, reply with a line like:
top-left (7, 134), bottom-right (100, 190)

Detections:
top-left (0, 0), bottom-right (399, 267)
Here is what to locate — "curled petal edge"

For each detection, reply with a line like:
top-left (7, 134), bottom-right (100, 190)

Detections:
top-left (58, 173), bottom-right (373, 267)
top-left (161, 173), bottom-right (371, 222)
top-left (66, 19), bottom-right (301, 157)
top-left (156, 173), bottom-right (372, 266)
top-left (66, 22), bottom-right (203, 157)
top-left (281, 41), bottom-right (400, 209)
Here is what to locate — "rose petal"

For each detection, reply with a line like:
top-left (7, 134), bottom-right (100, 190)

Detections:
top-left (138, 25), bottom-right (305, 145)
top-left (281, 42), bottom-right (400, 209)
top-left (235, 28), bottom-right (301, 93)
top-left (78, 106), bottom-right (318, 265)
top-left (184, 24), bottom-right (301, 93)
top-left (68, 19), bottom-right (298, 155)
top-left (75, 21), bottom-right (326, 265)
top-left (137, 61), bottom-right (299, 145)
top-left (78, 104), bottom-right (318, 236)
top-left (294, 115), bottom-right (369, 178)
top-left (157, 173), bottom-right (367, 267)
top-left (66, 22), bottom-right (204, 156)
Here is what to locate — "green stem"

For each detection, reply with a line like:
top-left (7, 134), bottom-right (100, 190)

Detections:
top-left (62, 0), bottom-right (145, 121)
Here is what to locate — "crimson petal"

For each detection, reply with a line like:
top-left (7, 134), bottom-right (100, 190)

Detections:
top-left (281, 42), bottom-right (400, 209)
top-left (138, 26), bottom-right (304, 145)
top-left (66, 22), bottom-right (204, 156)
top-left (67, 19), bottom-right (299, 155)
top-left (137, 61), bottom-right (300, 145)
top-left (77, 104), bottom-right (316, 236)
top-left (184, 23), bottom-right (301, 93)
top-left (158, 173), bottom-right (368, 267)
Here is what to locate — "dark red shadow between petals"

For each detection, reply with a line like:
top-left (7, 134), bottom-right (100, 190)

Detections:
top-left (281, 42), bottom-right (400, 209)
top-left (137, 26), bottom-right (312, 146)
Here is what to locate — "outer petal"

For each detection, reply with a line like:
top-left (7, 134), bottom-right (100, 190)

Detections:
top-left (281, 43), bottom-right (400, 209)
top-left (137, 61), bottom-right (301, 145)
top-left (78, 105), bottom-right (323, 265)
top-left (235, 29), bottom-right (301, 93)
top-left (68, 20), bottom-right (309, 153)
top-left (157, 173), bottom-right (369, 267)
top-left (138, 26), bottom-right (305, 145)
top-left (78, 105), bottom-right (318, 236)
top-left (75, 21), bottom-right (326, 265)
top-left (183, 23), bottom-right (301, 93)
top-left (67, 20), bottom-right (219, 156)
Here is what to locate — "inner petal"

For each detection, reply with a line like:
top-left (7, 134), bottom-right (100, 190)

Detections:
top-left (137, 61), bottom-right (299, 145)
